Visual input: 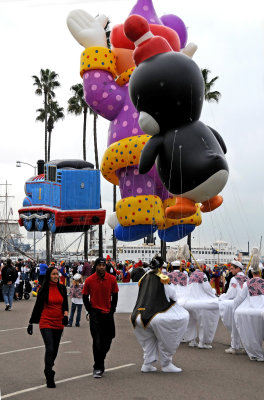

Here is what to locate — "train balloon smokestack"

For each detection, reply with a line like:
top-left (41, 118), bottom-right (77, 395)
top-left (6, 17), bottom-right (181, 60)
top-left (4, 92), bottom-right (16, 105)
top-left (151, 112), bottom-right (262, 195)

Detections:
top-left (37, 160), bottom-right (45, 175)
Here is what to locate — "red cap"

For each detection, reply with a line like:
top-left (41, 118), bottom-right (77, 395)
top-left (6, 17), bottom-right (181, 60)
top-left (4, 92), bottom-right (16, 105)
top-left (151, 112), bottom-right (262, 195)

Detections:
top-left (106, 255), bottom-right (111, 261)
top-left (124, 15), bottom-right (173, 66)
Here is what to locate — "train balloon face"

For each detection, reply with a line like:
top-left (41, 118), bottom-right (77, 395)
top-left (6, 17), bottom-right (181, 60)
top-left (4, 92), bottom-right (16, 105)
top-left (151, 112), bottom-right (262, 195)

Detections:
top-left (18, 160), bottom-right (106, 233)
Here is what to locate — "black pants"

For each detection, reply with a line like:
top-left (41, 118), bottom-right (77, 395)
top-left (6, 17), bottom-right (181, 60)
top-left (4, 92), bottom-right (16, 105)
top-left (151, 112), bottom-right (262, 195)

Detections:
top-left (89, 309), bottom-right (115, 371)
top-left (40, 328), bottom-right (63, 373)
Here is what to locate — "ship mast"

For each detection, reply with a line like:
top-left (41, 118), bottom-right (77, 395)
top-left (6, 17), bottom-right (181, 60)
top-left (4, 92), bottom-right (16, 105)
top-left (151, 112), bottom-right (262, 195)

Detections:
top-left (0, 181), bottom-right (15, 254)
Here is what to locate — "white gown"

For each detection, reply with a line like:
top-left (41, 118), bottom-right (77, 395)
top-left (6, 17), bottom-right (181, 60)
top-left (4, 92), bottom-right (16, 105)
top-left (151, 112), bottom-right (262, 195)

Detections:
top-left (182, 271), bottom-right (219, 345)
top-left (218, 272), bottom-right (248, 349)
top-left (234, 277), bottom-right (264, 360)
top-left (134, 283), bottom-right (189, 367)
top-left (166, 270), bottom-right (189, 304)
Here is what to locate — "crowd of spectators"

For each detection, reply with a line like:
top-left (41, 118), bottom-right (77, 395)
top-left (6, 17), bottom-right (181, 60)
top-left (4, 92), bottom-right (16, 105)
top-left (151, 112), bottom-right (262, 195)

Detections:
top-left (1, 255), bottom-right (263, 296)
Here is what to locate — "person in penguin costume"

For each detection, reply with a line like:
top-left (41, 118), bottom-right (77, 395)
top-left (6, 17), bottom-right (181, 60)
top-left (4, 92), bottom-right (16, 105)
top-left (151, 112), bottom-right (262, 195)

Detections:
top-left (124, 15), bottom-right (229, 219)
top-left (131, 255), bottom-right (189, 373)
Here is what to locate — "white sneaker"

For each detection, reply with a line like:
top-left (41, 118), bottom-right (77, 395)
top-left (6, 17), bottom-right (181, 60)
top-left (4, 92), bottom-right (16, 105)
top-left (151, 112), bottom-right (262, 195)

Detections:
top-left (188, 340), bottom-right (198, 347)
top-left (162, 363), bottom-right (182, 373)
top-left (141, 364), bottom-right (157, 372)
top-left (198, 343), bottom-right (212, 349)
top-left (225, 347), bottom-right (236, 354)
top-left (249, 356), bottom-right (264, 362)
top-left (225, 347), bottom-right (245, 354)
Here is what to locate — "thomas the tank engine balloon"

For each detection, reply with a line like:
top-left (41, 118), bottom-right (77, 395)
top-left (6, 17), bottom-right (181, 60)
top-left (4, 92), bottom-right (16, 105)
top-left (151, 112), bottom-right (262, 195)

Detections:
top-left (18, 159), bottom-right (105, 233)
top-left (124, 15), bottom-right (229, 220)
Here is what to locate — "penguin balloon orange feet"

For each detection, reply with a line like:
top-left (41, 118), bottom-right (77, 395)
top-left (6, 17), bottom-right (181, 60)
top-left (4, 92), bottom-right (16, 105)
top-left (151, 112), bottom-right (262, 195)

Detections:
top-left (200, 195), bottom-right (223, 213)
top-left (165, 197), bottom-right (196, 219)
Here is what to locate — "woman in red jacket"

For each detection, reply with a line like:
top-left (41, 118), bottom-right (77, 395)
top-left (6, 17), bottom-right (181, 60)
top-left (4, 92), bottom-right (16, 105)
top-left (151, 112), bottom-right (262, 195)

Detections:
top-left (27, 267), bottom-right (68, 388)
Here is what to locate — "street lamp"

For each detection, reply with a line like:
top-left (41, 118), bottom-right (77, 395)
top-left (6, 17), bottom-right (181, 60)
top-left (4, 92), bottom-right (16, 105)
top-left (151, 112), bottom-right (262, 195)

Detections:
top-left (16, 161), bottom-right (37, 176)
top-left (16, 160), bottom-right (37, 259)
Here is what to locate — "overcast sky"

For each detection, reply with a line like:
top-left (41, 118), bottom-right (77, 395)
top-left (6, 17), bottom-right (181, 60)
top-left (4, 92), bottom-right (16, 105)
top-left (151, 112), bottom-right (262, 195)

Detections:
top-left (0, 0), bottom-right (264, 254)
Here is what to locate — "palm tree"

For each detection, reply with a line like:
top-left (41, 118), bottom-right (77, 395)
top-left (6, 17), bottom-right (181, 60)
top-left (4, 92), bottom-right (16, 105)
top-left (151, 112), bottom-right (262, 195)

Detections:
top-left (201, 68), bottom-right (221, 103)
top-left (36, 100), bottom-right (64, 161)
top-left (35, 99), bottom-right (64, 261)
top-left (32, 69), bottom-right (61, 162)
top-left (92, 111), bottom-right (103, 257)
top-left (104, 21), bottom-right (117, 259)
top-left (68, 83), bottom-right (92, 259)
top-left (32, 69), bottom-right (60, 265)
top-left (67, 83), bottom-right (90, 160)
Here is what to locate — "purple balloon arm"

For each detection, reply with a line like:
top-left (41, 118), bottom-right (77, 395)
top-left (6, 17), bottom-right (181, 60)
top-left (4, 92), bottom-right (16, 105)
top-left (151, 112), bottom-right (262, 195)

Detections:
top-left (160, 14), bottom-right (188, 49)
top-left (83, 69), bottom-right (125, 122)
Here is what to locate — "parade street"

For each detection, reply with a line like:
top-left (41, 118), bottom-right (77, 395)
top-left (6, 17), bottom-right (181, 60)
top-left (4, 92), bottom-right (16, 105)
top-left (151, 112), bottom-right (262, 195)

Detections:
top-left (0, 298), bottom-right (263, 400)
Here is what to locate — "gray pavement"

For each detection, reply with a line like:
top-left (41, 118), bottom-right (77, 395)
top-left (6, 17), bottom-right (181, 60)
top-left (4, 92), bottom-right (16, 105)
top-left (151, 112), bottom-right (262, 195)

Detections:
top-left (0, 297), bottom-right (263, 400)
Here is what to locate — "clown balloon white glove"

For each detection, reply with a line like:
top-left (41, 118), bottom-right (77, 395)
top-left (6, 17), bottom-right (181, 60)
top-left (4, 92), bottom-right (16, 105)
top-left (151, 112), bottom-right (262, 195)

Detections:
top-left (181, 42), bottom-right (198, 58)
top-left (67, 10), bottom-right (109, 48)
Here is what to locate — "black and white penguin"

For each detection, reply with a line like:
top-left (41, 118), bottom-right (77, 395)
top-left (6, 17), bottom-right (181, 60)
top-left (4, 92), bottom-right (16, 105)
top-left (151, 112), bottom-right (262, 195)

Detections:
top-left (124, 15), bottom-right (229, 219)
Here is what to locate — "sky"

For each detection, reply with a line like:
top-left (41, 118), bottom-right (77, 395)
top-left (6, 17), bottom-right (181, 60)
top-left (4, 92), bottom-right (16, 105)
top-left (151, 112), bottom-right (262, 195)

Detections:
top-left (0, 0), bottom-right (264, 255)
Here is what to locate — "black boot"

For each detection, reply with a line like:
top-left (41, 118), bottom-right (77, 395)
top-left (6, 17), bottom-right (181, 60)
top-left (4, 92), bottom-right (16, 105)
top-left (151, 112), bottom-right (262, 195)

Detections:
top-left (44, 370), bottom-right (56, 388)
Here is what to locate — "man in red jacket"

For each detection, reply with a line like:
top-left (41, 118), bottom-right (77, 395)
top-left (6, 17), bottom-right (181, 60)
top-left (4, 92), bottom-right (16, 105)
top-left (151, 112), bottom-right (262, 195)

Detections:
top-left (82, 257), bottom-right (118, 378)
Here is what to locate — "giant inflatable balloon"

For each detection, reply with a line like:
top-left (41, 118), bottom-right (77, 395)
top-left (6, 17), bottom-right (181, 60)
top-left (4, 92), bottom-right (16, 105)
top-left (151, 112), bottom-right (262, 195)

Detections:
top-left (124, 14), bottom-right (229, 220)
top-left (67, 0), bottom-right (202, 242)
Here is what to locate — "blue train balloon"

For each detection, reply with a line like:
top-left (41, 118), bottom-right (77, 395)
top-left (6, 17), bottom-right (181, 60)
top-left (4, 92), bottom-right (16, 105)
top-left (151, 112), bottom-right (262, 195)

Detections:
top-left (18, 159), bottom-right (105, 233)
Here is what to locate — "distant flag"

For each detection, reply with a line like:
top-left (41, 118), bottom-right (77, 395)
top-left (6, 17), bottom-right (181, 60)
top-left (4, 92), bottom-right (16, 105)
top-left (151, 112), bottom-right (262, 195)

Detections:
top-left (211, 246), bottom-right (219, 254)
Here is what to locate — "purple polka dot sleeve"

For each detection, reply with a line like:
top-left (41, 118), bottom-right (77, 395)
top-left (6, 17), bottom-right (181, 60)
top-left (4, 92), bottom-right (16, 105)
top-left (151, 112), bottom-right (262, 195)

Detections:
top-left (83, 70), bottom-right (125, 121)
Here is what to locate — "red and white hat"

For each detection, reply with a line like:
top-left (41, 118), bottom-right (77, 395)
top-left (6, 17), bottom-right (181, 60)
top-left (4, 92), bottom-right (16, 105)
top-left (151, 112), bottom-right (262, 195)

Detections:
top-left (124, 14), bottom-right (173, 66)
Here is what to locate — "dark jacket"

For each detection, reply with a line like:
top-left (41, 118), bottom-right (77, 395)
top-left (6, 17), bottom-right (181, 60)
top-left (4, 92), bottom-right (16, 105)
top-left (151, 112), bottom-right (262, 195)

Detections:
top-left (1, 265), bottom-right (18, 284)
top-left (81, 262), bottom-right (92, 277)
top-left (224, 272), bottom-right (234, 293)
top-left (131, 267), bottom-right (146, 282)
top-left (29, 283), bottom-right (68, 324)
top-left (106, 262), bottom-right (117, 276)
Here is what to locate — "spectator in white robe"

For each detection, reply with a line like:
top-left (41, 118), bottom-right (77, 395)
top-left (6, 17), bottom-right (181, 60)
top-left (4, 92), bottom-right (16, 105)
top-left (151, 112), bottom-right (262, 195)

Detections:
top-left (219, 260), bottom-right (248, 354)
top-left (182, 268), bottom-right (219, 349)
top-left (131, 256), bottom-right (189, 373)
top-left (234, 253), bottom-right (264, 362)
top-left (166, 260), bottom-right (189, 304)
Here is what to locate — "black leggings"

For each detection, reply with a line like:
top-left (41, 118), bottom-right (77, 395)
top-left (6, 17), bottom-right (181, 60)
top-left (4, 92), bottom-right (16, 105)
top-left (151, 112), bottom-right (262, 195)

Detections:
top-left (89, 309), bottom-right (115, 371)
top-left (40, 328), bottom-right (63, 373)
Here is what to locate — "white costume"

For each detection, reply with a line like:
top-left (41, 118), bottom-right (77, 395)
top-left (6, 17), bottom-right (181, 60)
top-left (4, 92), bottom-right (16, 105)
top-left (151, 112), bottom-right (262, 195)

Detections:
top-left (182, 270), bottom-right (219, 348)
top-left (219, 269), bottom-right (248, 350)
top-left (234, 277), bottom-right (264, 361)
top-left (131, 268), bottom-right (189, 373)
top-left (166, 269), bottom-right (189, 304)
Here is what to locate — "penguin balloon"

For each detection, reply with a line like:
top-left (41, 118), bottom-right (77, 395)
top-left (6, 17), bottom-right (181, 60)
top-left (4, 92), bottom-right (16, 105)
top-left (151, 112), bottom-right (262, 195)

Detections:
top-left (124, 15), bottom-right (229, 219)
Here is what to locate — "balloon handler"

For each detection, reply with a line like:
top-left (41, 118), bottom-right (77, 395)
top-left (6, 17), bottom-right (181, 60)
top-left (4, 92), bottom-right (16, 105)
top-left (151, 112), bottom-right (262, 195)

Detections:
top-left (131, 255), bottom-right (189, 373)
top-left (67, 0), bottom-right (201, 243)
